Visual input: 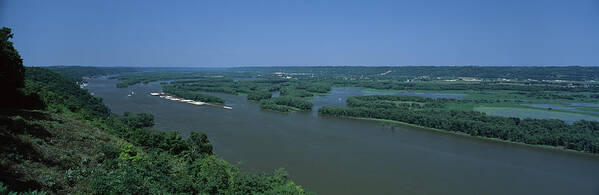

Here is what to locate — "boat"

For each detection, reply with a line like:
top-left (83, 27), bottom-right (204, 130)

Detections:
top-left (149, 93), bottom-right (226, 108)
top-left (190, 101), bottom-right (205, 105)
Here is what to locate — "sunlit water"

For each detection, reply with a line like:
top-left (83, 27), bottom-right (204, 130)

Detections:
top-left (87, 77), bottom-right (599, 195)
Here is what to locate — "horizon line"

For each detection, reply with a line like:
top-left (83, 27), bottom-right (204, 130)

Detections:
top-left (27, 64), bottom-right (599, 68)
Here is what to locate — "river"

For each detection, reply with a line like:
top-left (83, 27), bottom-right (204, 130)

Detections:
top-left (87, 77), bottom-right (599, 195)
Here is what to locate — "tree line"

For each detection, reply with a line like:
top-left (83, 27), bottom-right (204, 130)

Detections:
top-left (231, 66), bottom-right (599, 81)
top-left (162, 85), bottom-right (225, 104)
top-left (260, 96), bottom-right (313, 112)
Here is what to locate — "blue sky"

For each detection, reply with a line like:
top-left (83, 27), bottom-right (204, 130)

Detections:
top-left (1, 0), bottom-right (598, 67)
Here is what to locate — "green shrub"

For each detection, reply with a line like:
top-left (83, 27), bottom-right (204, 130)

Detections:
top-left (247, 90), bottom-right (272, 101)
top-left (189, 155), bottom-right (235, 194)
top-left (118, 143), bottom-right (141, 162)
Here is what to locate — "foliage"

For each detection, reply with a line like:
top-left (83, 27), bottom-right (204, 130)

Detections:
top-left (247, 90), bottom-right (272, 101)
top-left (163, 77), bottom-right (286, 102)
top-left (23, 68), bottom-right (110, 120)
top-left (0, 109), bottom-right (123, 193)
top-left (0, 27), bottom-right (44, 109)
top-left (474, 107), bottom-right (599, 124)
top-left (0, 182), bottom-right (47, 195)
top-left (188, 132), bottom-right (213, 158)
top-left (46, 66), bottom-right (138, 82)
top-left (233, 66), bottom-right (599, 81)
top-left (110, 70), bottom-right (239, 88)
top-left (117, 143), bottom-right (142, 162)
top-left (0, 27), bottom-right (25, 92)
top-left (120, 112), bottom-right (154, 129)
top-left (260, 101), bottom-right (291, 112)
top-left (260, 96), bottom-right (313, 112)
top-left (162, 85), bottom-right (225, 104)
top-left (271, 96), bottom-right (313, 111)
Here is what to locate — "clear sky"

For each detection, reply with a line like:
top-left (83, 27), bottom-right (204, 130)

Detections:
top-left (1, 0), bottom-right (598, 67)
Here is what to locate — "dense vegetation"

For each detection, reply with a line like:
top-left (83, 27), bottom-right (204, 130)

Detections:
top-left (111, 68), bottom-right (240, 88)
top-left (232, 66), bottom-right (599, 81)
top-left (166, 78), bottom-right (282, 95)
top-left (279, 82), bottom-right (331, 98)
top-left (162, 85), bottom-right (225, 104)
top-left (319, 95), bottom-right (599, 153)
top-left (0, 29), bottom-right (309, 194)
top-left (329, 79), bottom-right (599, 93)
top-left (112, 72), bottom-right (207, 88)
top-left (46, 66), bottom-right (138, 83)
top-left (247, 90), bottom-right (272, 101)
top-left (260, 97), bottom-right (313, 112)
top-left (156, 77), bottom-right (326, 112)
top-left (0, 27), bottom-right (43, 110)
top-left (0, 27), bottom-right (24, 92)
top-left (24, 68), bottom-right (111, 119)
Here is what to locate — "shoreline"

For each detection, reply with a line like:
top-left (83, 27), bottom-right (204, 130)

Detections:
top-left (324, 115), bottom-right (599, 157)
top-left (105, 78), bottom-right (598, 157)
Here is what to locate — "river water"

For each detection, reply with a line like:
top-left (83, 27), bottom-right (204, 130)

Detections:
top-left (87, 77), bottom-right (599, 195)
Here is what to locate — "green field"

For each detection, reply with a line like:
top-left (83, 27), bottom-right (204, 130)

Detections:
top-left (474, 107), bottom-right (599, 123)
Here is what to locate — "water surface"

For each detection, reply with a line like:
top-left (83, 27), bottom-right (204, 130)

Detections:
top-left (87, 78), bottom-right (599, 195)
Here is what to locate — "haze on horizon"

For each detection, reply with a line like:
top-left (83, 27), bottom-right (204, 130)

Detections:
top-left (1, 0), bottom-right (598, 67)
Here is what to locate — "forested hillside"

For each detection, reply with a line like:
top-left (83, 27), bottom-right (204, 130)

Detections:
top-left (46, 66), bottom-right (139, 82)
top-left (0, 27), bottom-right (308, 194)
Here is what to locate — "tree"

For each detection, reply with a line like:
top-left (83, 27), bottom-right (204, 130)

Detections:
top-left (121, 112), bottom-right (155, 129)
top-left (1, 27), bottom-right (44, 109)
top-left (0, 27), bottom-right (25, 92)
top-left (188, 132), bottom-right (213, 159)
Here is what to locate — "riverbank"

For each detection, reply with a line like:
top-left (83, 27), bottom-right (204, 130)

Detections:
top-left (333, 116), bottom-right (599, 157)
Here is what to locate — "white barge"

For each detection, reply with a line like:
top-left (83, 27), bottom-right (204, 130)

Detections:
top-left (150, 92), bottom-right (231, 110)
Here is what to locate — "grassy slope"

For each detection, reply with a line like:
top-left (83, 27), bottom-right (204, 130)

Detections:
top-left (0, 110), bottom-right (126, 193)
